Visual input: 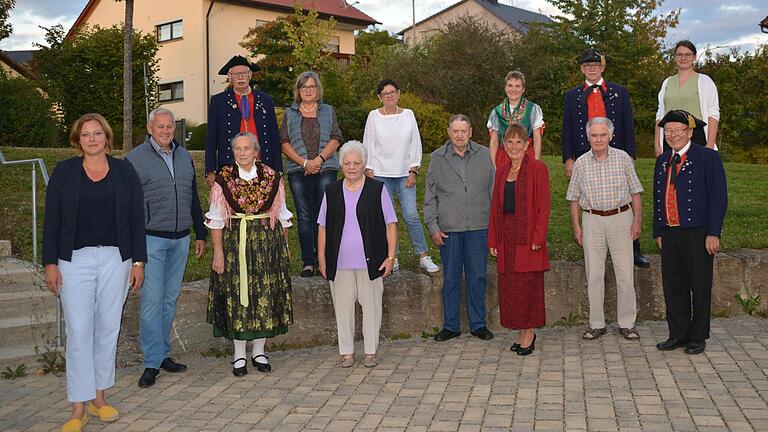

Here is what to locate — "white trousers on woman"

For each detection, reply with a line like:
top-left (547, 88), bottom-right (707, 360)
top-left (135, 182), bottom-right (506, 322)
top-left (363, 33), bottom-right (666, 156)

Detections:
top-left (329, 269), bottom-right (383, 355)
top-left (59, 246), bottom-right (131, 402)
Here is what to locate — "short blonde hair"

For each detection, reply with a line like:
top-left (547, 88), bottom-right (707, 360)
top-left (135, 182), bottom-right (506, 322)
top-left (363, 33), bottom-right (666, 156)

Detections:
top-left (69, 113), bottom-right (113, 154)
top-left (504, 70), bottom-right (526, 87)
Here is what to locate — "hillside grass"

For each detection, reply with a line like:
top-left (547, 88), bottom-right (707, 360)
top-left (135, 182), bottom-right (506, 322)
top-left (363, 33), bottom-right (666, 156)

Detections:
top-left (1, 147), bottom-right (766, 282)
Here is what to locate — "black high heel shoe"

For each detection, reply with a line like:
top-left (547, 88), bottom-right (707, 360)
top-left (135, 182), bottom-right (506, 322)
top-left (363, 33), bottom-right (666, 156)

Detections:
top-left (231, 358), bottom-right (248, 377)
top-left (517, 334), bottom-right (536, 356)
top-left (510, 343), bottom-right (521, 352)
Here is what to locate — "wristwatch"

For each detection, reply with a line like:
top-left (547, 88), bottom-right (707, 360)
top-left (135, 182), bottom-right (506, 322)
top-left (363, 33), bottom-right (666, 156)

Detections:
top-left (132, 261), bottom-right (145, 268)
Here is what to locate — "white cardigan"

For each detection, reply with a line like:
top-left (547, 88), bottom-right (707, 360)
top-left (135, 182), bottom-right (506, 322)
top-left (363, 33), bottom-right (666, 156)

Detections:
top-left (656, 72), bottom-right (720, 141)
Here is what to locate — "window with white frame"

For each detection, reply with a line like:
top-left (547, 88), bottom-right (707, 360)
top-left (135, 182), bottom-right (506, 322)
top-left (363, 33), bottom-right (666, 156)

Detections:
top-left (157, 20), bottom-right (183, 42)
top-left (326, 35), bottom-right (340, 53)
top-left (158, 81), bottom-right (183, 102)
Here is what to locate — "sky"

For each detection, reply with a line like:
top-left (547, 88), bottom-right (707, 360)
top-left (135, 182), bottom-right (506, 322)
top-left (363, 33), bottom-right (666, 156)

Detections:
top-left (2, 0), bottom-right (767, 55)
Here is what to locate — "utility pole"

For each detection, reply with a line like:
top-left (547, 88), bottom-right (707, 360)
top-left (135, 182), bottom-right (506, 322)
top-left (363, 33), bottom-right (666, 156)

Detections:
top-left (411, 0), bottom-right (416, 44)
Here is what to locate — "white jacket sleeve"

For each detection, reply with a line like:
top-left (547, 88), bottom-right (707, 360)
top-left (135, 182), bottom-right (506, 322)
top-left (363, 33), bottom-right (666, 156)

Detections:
top-left (655, 77), bottom-right (670, 122)
top-left (699, 73), bottom-right (720, 121)
top-left (362, 110), bottom-right (377, 171)
top-left (408, 110), bottom-right (423, 169)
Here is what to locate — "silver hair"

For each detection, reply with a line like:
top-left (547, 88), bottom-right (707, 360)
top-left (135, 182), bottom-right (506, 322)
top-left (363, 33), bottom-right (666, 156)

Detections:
top-left (148, 107), bottom-right (175, 124)
top-left (448, 114), bottom-right (472, 128)
top-left (338, 140), bottom-right (366, 165)
top-left (586, 117), bottom-right (615, 136)
top-left (293, 70), bottom-right (324, 104)
top-left (230, 132), bottom-right (260, 153)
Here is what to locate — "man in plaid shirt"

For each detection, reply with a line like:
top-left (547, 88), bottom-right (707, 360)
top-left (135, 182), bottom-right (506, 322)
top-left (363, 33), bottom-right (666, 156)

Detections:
top-left (567, 117), bottom-right (644, 342)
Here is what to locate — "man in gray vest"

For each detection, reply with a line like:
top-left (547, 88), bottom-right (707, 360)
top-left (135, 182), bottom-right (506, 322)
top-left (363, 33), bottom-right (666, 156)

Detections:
top-left (127, 108), bottom-right (207, 388)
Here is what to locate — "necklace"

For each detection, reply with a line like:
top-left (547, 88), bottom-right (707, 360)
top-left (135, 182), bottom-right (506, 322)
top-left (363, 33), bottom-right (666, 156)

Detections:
top-left (300, 102), bottom-right (317, 113)
top-left (509, 164), bottom-right (521, 174)
top-left (383, 105), bottom-right (399, 115)
top-left (344, 178), bottom-right (364, 191)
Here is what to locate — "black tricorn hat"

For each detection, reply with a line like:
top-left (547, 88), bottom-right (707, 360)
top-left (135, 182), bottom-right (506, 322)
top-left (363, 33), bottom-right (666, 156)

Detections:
top-left (578, 48), bottom-right (606, 65)
top-left (658, 109), bottom-right (706, 129)
top-left (218, 55), bottom-right (260, 75)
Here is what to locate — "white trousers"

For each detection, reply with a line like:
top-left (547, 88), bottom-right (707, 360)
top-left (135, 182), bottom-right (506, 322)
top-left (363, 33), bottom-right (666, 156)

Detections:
top-left (59, 246), bottom-right (131, 402)
top-left (329, 269), bottom-right (383, 355)
top-left (582, 210), bottom-right (637, 330)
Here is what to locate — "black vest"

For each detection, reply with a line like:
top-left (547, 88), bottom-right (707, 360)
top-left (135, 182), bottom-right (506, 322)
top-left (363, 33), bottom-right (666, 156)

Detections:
top-left (324, 177), bottom-right (388, 281)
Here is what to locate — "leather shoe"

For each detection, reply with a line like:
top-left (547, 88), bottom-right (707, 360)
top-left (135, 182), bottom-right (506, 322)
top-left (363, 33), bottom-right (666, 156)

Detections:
top-left (634, 251), bottom-right (650, 268)
top-left (656, 338), bottom-right (687, 351)
top-left (232, 358), bottom-right (248, 377)
top-left (160, 357), bottom-right (187, 373)
top-left (433, 328), bottom-right (461, 342)
top-left (470, 327), bottom-right (494, 341)
top-left (685, 340), bottom-right (706, 354)
top-left (251, 354), bottom-right (272, 372)
top-left (510, 343), bottom-right (521, 352)
top-left (138, 368), bottom-right (159, 388)
top-left (517, 334), bottom-right (536, 356)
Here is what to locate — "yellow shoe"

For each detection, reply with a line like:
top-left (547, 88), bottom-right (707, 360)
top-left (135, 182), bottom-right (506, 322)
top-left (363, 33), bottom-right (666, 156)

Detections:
top-left (61, 413), bottom-right (87, 432)
top-left (88, 402), bottom-right (119, 422)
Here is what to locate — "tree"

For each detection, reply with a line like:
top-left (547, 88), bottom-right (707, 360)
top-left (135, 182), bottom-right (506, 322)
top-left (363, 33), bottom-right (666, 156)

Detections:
top-left (241, 5), bottom-right (337, 105)
top-left (0, 69), bottom-right (61, 148)
top-left (116, 0), bottom-right (135, 150)
top-left (31, 24), bottom-right (158, 148)
top-left (0, 0), bottom-right (14, 41)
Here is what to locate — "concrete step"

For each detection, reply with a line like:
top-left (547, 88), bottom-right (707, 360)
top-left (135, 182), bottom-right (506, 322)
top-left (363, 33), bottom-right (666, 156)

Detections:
top-left (0, 240), bottom-right (10, 258)
top-left (0, 258), bottom-right (45, 292)
top-left (0, 313), bottom-right (59, 352)
top-left (0, 289), bottom-right (58, 320)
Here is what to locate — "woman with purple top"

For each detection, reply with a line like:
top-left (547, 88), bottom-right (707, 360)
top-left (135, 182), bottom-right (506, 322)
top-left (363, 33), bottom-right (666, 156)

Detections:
top-left (317, 140), bottom-right (397, 368)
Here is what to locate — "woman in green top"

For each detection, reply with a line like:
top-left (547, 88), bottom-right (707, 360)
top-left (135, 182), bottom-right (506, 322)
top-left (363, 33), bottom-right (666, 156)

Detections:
top-left (654, 40), bottom-right (720, 155)
top-left (487, 71), bottom-right (544, 165)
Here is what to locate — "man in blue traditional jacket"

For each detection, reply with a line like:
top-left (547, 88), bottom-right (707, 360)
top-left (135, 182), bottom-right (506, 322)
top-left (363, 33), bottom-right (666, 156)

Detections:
top-left (205, 55), bottom-right (282, 186)
top-left (561, 48), bottom-right (649, 268)
top-left (653, 109), bottom-right (727, 355)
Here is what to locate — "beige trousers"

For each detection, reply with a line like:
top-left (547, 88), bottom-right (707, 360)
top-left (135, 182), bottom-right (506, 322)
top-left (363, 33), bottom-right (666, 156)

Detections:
top-left (329, 269), bottom-right (384, 355)
top-left (582, 209), bottom-right (637, 329)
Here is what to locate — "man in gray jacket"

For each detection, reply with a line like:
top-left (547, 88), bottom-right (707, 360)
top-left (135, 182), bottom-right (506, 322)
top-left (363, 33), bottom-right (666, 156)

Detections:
top-left (126, 108), bottom-right (207, 388)
top-left (424, 114), bottom-right (495, 342)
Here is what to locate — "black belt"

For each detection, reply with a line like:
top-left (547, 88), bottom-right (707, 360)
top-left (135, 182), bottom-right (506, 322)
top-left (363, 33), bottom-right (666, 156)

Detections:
top-left (584, 204), bottom-right (630, 217)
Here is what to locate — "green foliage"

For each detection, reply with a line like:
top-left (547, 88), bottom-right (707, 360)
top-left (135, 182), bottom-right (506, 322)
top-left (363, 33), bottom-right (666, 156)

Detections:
top-left (187, 123), bottom-right (207, 150)
top-left (35, 344), bottom-right (65, 375)
top-left (550, 312), bottom-right (583, 327)
top-left (711, 309), bottom-right (730, 318)
top-left (354, 29), bottom-right (399, 59)
top-left (389, 333), bottom-right (412, 341)
top-left (0, 0), bottom-right (14, 41)
top-left (2, 363), bottom-right (27, 380)
top-left (242, 6), bottom-right (336, 106)
top-left (0, 69), bottom-right (63, 147)
top-left (30, 24), bottom-right (158, 148)
top-left (421, 326), bottom-right (441, 339)
top-left (736, 293), bottom-right (762, 316)
top-left (200, 345), bottom-right (234, 358)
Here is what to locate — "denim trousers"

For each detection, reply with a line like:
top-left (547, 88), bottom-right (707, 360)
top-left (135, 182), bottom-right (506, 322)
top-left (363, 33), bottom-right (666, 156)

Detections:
top-left (439, 229), bottom-right (488, 332)
top-left (58, 246), bottom-right (131, 402)
top-left (140, 234), bottom-right (190, 368)
top-left (375, 176), bottom-right (429, 256)
top-left (288, 171), bottom-right (337, 267)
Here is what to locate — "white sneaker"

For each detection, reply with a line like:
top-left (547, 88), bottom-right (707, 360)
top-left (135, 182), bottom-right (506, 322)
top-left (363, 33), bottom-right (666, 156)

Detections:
top-left (419, 256), bottom-right (440, 273)
top-left (392, 258), bottom-right (400, 273)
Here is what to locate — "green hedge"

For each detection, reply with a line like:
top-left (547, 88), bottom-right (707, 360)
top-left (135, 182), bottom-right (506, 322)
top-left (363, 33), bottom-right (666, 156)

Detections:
top-left (187, 123), bottom-right (207, 150)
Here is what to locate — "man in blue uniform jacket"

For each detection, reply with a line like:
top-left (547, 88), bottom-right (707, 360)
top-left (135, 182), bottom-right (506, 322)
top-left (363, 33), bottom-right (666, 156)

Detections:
top-left (561, 48), bottom-right (648, 267)
top-left (653, 110), bottom-right (727, 355)
top-left (205, 55), bottom-right (282, 186)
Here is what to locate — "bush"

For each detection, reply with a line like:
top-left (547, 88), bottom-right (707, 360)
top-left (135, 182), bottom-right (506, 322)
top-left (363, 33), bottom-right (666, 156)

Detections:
top-left (187, 123), bottom-right (207, 150)
top-left (0, 70), bottom-right (63, 147)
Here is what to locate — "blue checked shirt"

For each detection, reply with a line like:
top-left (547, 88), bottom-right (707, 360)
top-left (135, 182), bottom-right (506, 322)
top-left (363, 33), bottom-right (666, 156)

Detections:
top-left (566, 147), bottom-right (643, 210)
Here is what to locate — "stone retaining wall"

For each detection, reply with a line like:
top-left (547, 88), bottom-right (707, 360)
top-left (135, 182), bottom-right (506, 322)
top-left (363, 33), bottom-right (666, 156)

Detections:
top-left (116, 249), bottom-right (768, 365)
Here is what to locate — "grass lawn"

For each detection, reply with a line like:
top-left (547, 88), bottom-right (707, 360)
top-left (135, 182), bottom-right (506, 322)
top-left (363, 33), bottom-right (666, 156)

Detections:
top-left (1, 146), bottom-right (766, 282)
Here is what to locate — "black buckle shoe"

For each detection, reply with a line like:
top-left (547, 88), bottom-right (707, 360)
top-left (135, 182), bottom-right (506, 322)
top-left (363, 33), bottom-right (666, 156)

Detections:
top-left (433, 328), bottom-right (461, 342)
top-left (251, 354), bottom-right (272, 373)
top-left (160, 357), bottom-right (187, 373)
top-left (138, 368), bottom-right (159, 388)
top-left (684, 340), bottom-right (706, 355)
top-left (470, 327), bottom-right (494, 341)
top-left (656, 338), bottom-right (687, 351)
top-left (231, 358), bottom-right (248, 377)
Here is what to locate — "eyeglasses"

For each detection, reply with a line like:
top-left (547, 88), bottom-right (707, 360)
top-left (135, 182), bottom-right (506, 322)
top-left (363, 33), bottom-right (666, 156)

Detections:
top-left (663, 127), bottom-right (689, 136)
top-left (675, 53), bottom-right (695, 59)
top-left (300, 84), bottom-right (318, 91)
top-left (380, 90), bottom-right (399, 98)
top-left (229, 71), bottom-right (251, 77)
top-left (581, 63), bottom-right (603, 69)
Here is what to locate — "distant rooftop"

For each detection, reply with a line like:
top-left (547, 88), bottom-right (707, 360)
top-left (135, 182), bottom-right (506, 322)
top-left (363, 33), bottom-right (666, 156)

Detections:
top-left (3, 50), bottom-right (36, 66)
top-left (399, 0), bottom-right (552, 35)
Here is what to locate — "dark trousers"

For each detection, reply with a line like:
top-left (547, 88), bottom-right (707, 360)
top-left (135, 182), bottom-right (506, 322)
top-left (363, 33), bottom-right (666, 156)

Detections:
top-left (287, 171), bottom-right (337, 267)
top-left (661, 226), bottom-right (713, 342)
top-left (439, 229), bottom-right (488, 332)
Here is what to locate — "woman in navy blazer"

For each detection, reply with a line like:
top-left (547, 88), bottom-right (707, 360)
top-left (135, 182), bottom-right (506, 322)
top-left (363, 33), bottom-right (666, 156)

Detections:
top-left (43, 113), bottom-right (146, 432)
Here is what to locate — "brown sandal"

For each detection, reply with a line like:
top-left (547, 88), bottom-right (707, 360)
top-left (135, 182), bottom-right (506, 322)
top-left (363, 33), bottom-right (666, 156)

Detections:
top-left (619, 328), bottom-right (640, 340)
top-left (582, 327), bottom-right (607, 340)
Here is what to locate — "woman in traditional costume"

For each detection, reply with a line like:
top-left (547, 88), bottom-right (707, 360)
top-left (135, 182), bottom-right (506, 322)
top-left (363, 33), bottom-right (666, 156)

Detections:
top-left (205, 132), bottom-right (293, 377)
top-left (487, 70), bottom-right (545, 165)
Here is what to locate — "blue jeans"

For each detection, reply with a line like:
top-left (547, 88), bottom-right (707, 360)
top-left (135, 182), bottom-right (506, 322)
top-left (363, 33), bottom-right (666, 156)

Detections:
top-left (375, 176), bottom-right (429, 255)
top-left (288, 171), bottom-right (337, 267)
top-left (439, 229), bottom-right (488, 332)
top-left (140, 234), bottom-right (190, 368)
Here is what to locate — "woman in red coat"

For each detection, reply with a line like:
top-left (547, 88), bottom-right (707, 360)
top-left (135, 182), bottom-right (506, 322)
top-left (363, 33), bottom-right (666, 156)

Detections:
top-left (488, 123), bottom-right (550, 356)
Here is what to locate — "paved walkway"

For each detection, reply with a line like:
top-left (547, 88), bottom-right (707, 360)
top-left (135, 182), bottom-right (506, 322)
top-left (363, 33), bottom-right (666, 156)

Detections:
top-left (2, 316), bottom-right (768, 432)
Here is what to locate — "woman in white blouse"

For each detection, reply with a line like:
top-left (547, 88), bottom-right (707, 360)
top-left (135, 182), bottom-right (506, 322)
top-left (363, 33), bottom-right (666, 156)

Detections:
top-left (205, 132), bottom-right (293, 377)
top-left (362, 79), bottom-right (439, 273)
top-left (654, 40), bottom-right (720, 155)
